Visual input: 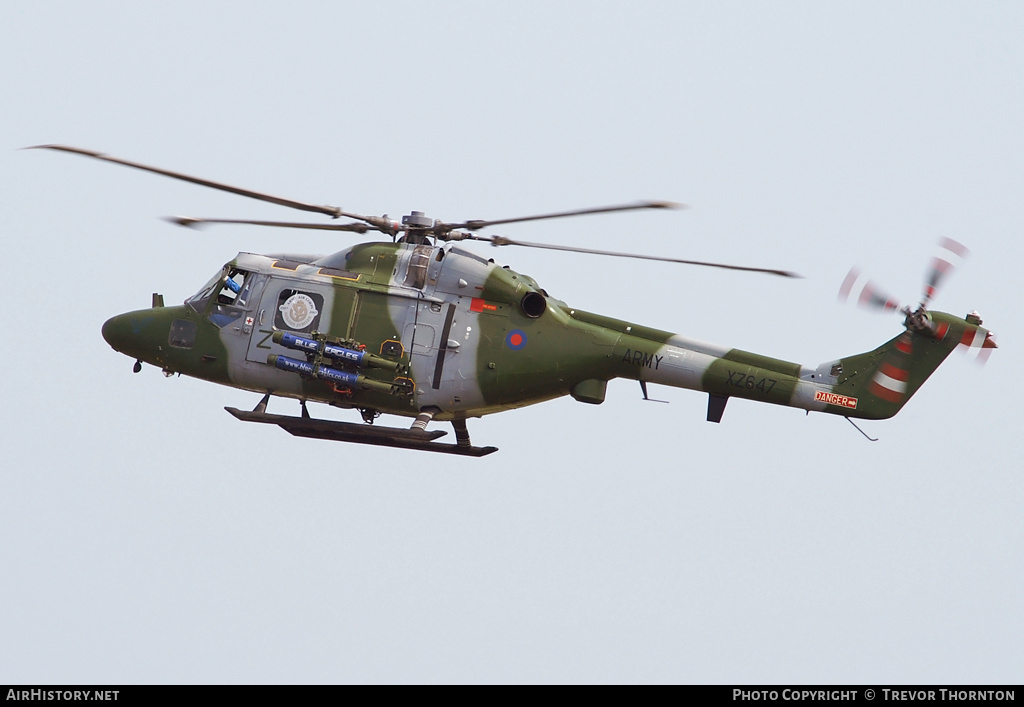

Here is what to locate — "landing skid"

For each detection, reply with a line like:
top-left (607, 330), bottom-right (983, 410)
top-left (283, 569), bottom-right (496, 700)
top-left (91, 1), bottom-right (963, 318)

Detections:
top-left (224, 407), bottom-right (499, 457)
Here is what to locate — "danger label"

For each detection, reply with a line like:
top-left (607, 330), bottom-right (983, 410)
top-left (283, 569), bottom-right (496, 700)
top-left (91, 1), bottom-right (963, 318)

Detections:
top-left (815, 391), bottom-right (858, 409)
top-left (470, 298), bottom-right (497, 313)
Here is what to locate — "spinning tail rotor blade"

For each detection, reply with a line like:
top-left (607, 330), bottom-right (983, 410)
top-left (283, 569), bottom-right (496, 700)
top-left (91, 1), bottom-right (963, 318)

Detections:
top-left (976, 333), bottom-right (998, 365)
top-left (957, 327), bottom-right (998, 365)
top-left (923, 237), bottom-right (969, 305)
top-left (838, 267), bottom-right (904, 312)
top-left (837, 267), bottom-right (861, 302)
top-left (858, 281), bottom-right (904, 312)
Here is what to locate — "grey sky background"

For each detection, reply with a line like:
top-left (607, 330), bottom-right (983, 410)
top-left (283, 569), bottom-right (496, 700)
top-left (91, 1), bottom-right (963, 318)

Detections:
top-left (1, 2), bottom-right (1021, 684)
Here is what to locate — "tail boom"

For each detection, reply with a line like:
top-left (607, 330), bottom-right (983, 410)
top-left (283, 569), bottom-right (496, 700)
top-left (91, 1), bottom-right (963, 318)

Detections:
top-left (609, 311), bottom-right (992, 422)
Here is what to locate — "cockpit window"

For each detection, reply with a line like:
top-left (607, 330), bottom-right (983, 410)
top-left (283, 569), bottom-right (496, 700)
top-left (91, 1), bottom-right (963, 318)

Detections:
top-left (186, 268), bottom-right (226, 313)
top-left (186, 266), bottom-right (256, 320)
top-left (217, 269), bottom-right (249, 306)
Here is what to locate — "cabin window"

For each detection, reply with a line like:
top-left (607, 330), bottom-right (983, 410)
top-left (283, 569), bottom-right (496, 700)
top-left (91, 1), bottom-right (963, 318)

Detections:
top-left (168, 319), bottom-right (197, 349)
top-left (274, 289), bottom-right (324, 333)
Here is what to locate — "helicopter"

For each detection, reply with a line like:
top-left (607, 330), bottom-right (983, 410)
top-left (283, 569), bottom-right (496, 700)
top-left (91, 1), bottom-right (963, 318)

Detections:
top-left (33, 145), bottom-right (997, 456)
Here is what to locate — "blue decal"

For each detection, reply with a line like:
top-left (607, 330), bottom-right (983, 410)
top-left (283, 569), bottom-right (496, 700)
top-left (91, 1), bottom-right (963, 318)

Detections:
top-left (130, 316), bottom-right (154, 334)
top-left (506, 329), bottom-right (527, 350)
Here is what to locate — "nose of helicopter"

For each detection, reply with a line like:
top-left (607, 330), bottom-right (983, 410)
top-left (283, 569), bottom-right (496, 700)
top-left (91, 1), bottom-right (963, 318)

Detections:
top-left (101, 307), bottom-right (203, 376)
top-left (101, 312), bottom-right (134, 354)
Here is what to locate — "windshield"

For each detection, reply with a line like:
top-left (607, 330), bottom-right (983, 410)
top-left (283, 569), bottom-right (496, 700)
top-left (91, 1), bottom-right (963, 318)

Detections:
top-left (186, 267), bottom-right (227, 313)
top-left (186, 265), bottom-right (259, 327)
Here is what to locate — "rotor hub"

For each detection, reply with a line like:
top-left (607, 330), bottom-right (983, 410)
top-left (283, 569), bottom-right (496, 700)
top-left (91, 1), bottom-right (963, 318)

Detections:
top-left (401, 211), bottom-right (433, 229)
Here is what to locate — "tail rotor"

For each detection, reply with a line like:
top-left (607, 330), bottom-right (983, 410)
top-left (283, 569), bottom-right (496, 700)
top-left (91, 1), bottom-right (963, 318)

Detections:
top-left (838, 266), bottom-right (907, 314)
top-left (838, 237), bottom-right (996, 365)
top-left (957, 314), bottom-right (998, 365)
top-left (922, 237), bottom-right (970, 307)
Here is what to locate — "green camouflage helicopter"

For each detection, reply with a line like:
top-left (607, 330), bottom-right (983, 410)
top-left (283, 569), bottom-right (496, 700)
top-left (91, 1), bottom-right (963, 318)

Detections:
top-left (34, 145), bottom-right (996, 456)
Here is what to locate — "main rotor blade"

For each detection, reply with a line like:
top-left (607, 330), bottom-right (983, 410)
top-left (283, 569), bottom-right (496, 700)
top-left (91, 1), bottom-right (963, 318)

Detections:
top-left (444, 200), bottom-right (684, 232)
top-left (166, 216), bottom-right (384, 233)
top-left (462, 235), bottom-right (799, 277)
top-left (28, 144), bottom-right (345, 219)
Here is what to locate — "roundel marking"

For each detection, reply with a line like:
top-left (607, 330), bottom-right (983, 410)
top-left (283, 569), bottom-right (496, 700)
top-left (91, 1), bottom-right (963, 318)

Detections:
top-left (506, 329), bottom-right (527, 350)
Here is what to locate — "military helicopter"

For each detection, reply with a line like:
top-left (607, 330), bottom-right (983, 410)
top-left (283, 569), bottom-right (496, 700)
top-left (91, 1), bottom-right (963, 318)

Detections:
top-left (33, 145), bottom-right (996, 456)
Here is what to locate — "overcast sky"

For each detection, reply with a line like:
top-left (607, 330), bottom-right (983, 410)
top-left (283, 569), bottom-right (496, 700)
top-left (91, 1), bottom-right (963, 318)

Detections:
top-left (1, 1), bottom-right (1021, 684)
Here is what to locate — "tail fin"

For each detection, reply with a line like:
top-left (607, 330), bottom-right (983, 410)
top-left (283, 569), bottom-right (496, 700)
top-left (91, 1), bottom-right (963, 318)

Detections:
top-left (826, 312), bottom-right (995, 420)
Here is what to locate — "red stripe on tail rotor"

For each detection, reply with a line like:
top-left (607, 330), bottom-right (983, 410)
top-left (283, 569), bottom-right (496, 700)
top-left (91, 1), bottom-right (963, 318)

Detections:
top-left (838, 267), bottom-right (860, 301)
top-left (977, 336), bottom-right (997, 365)
top-left (938, 237), bottom-right (969, 258)
top-left (923, 237), bottom-right (969, 305)
top-left (858, 281), bottom-right (902, 312)
top-left (957, 329), bottom-right (997, 366)
top-left (969, 332), bottom-right (997, 365)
